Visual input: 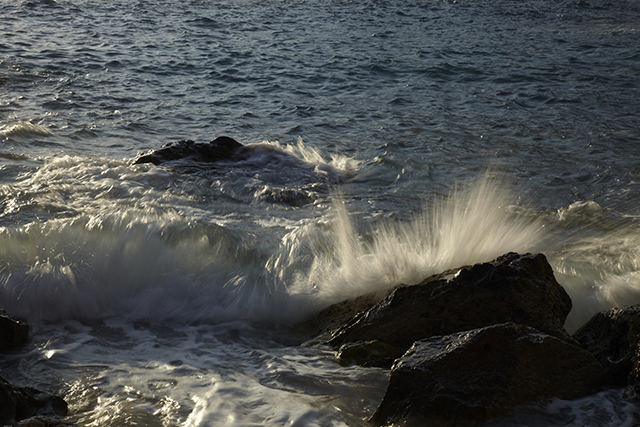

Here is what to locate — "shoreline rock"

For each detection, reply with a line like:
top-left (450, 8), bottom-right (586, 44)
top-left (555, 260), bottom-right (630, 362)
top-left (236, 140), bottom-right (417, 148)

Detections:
top-left (369, 323), bottom-right (604, 426)
top-left (298, 252), bottom-right (613, 426)
top-left (573, 305), bottom-right (640, 390)
top-left (0, 376), bottom-right (68, 426)
top-left (326, 252), bottom-right (574, 367)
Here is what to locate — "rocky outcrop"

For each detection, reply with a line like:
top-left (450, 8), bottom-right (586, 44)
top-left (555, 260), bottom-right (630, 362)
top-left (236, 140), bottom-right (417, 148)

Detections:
top-left (573, 305), bottom-right (640, 387)
top-left (133, 136), bottom-right (243, 165)
top-left (15, 416), bottom-right (79, 427)
top-left (0, 375), bottom-right (68, 426)
top-left (326, 252), bottom-right (573, 364)
top-left (297, 252), bottom-right (612, 426)
top-left (299, 293), bottom-right (380, 344)
top-left (369, 323), bottom-right (605, 426)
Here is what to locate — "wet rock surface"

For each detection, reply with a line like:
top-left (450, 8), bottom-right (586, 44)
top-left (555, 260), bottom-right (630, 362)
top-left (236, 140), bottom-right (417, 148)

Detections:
top-left (298, 252), bottom-right (616, 426)
top-left (336, 340), bottom-right (402, 368)
top-left (0, 375), bottom-right (68, 426)
top-left (133, 136), bottom-right (243, 165)
top-left (14, 416), bottom-right (80, 427)
top-left (573, 305), bottom-right (640, 387)
top-left (326, 252), bottom-right (574, 361)
top-left (300, 293), bottom-right (380, 345)
top-left (369, 323), bottom-right (605, 426)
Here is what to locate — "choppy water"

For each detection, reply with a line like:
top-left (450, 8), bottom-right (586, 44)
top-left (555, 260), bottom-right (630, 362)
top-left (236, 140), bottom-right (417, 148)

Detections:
top-left (1, 0), bottom-right (640, 425)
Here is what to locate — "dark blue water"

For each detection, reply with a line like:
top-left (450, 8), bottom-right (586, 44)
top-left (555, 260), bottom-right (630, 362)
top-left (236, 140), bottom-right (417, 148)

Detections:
top-left (1, 0), bottom-right (640, 425)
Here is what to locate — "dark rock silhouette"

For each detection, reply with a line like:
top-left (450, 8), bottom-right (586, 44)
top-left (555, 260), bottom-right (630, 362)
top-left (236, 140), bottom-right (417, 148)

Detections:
top-left (0, 312), bottom-right (70, 426)
top-left (0, 376), bottom-right (68, 426)
top-left (0, 312), bottom-right (72, 426)
top-left (369, 323), bottom-right (604, 427)
top-left (300, 293), bottom-right (380, 345)
top-left (326, 252), bottom-right (574, 365)
top-left (336, 339), bottom-right (402, 367)
top-left (133, 136), bottom-right (244, 165)
top-left (0, 310), bottom-right (29, 351)
top-left (573, 305), bottom-right (640, 387)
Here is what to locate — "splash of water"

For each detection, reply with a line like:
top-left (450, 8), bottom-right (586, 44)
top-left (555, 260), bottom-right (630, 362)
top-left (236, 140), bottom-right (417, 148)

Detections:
top-left (547, 201), bottom-right (640, 332)
top-left (243, 137), bottom-right (361, 181)
top-left (280, 173), bottom-right (546, 313)
top-left (7, 157), bottom-right (639, 329)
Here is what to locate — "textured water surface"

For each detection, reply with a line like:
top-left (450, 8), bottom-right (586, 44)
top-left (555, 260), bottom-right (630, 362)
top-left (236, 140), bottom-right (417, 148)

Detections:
top-left (1, 0), bottom-right (640, 425)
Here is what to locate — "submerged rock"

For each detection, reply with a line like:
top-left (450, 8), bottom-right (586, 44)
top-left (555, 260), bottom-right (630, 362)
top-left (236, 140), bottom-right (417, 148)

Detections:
top-left (133, 136), bottom-right (349, 209)
top-left (0, 310), bottom-right (29, 351)
top-left (327, 252), bottom-right (573, 363)
top-left (573, 305), bottom-right (640, 387)
top-left (369, 323), bottom-right (604, 427)
top-left (0, 376), bottom-right (68, 426)
top-left (133, 136), bottom-right (243, 165)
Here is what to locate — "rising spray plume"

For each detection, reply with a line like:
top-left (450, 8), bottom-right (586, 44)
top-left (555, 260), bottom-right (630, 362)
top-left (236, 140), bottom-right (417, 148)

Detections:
top-left (281, 172), bottom-right (546, 315)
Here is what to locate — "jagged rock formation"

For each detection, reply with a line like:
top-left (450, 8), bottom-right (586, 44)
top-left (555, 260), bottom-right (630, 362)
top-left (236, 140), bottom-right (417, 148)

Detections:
top-left (300, 252), bottom-right (608, 426)
top-left (326, 252), bottom-right (574, 366)
top-left (0, 377), bottom-right (68, 426)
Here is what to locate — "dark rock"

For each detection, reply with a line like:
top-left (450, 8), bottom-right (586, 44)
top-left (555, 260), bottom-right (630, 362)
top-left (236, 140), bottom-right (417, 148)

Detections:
top-left (253, 186), bottom-right (315, 207)
top-left (0, 313), bottom-right (68, 426)
top-left (15, 416), bottom-right (79, 427)
top-left (336, 340), bottom-right (402, 368)
top-left (133, 136), bottom-right (243, 165)
top-left (0, 376), bottom-right (68, 426)
top-left (297, 266), bottom-right (469, 344)
top-left (299, 293), bottom-right (380, 345)
top-left (0, 309), bottom-right (29, 351)
top-left (630, 344), bottom-right (640, 395)
top-left (327, 253), bottom-right (573, 363)
top-left (573, 305), bottom-right (640, 387)
top-left (370, 323), bottom-right (605, 427)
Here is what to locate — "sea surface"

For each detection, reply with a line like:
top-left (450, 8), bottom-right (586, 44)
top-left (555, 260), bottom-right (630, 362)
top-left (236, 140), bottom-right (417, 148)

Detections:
top-left (1, 0), bottom-right (640, 425)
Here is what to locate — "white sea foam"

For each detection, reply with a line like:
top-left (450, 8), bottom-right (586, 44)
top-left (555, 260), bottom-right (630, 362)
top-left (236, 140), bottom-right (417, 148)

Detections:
top-left (238, 137), bottom-right (360, 183)
top-left (4, 154), bottom-right (640, 338)
top-left (24, 316), bottom-right (385, 427)
top-left (0, 165), bottom-right (546, 325)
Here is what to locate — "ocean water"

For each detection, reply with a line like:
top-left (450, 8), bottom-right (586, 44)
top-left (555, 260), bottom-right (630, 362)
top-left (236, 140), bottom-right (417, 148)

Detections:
top-left (1, 0), bottom-right (640, 425)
